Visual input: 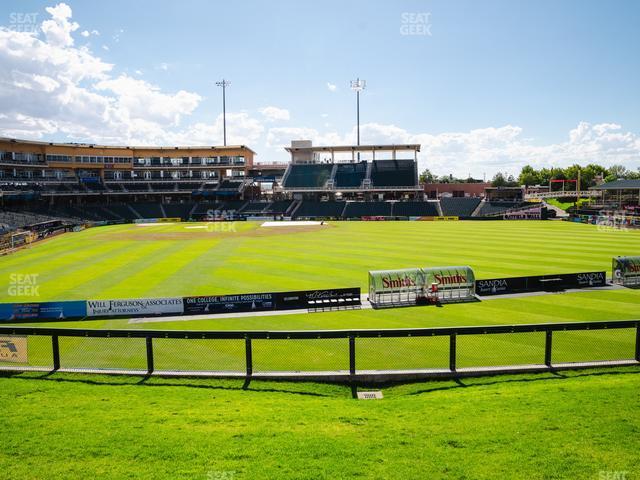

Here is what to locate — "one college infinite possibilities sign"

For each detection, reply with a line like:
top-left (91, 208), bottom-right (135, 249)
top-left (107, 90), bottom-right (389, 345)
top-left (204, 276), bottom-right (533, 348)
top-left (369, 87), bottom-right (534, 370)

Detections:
top-left (184, 293), bottom-right (275, 315)
top-left (87, 298), bottom-right (184, 317)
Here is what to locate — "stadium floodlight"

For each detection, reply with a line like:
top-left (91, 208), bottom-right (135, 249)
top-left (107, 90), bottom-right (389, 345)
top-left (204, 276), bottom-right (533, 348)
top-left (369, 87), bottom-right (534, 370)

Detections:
top-left (215, 79), bottom-right (231, 146)
top-left (350, 78), bottom-right (366, 147)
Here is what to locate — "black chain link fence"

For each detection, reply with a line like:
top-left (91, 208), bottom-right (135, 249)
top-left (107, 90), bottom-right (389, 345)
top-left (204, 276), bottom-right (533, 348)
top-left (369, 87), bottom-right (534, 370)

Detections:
top-left (1, 322), bottom-right (638, 380)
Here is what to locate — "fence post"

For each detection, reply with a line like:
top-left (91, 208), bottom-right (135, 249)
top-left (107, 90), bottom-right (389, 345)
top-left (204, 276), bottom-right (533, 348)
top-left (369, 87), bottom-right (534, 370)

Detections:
top-left (52, 335), bottom-right (60, 371)
top-left (449, 334), bottom-right (457, 372)
top-left (545, 330), bottom-right (553, 367)
top-left (245, 338), bottom-right (253, 377)
top-left (349, 336), bottom-right (356, 376)
top-left (349, 336), bottom-right (357, 398)
top-left (145, 337), bottom-right (154, 374)
top-left (635, 326), bottom-right (640, 363)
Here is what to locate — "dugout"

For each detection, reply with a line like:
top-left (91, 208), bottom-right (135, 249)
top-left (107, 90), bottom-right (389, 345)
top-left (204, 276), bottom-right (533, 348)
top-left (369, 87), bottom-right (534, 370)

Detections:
top-left (368, 266), bottom-right (475, 307)
top-left (612, 256), bottom-right (640, 287)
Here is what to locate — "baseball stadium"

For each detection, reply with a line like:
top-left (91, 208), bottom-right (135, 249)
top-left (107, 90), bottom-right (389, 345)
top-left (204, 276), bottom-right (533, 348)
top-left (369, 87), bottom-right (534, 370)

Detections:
top-left (1, 1), bottom-right (640, 477)
top-left (0, 135), bottom-right (639, 479)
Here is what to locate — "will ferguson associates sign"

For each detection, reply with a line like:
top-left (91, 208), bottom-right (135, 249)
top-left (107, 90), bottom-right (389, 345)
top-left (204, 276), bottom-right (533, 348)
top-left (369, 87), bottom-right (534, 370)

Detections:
top-left (87, 298), bottom-right (184, 317)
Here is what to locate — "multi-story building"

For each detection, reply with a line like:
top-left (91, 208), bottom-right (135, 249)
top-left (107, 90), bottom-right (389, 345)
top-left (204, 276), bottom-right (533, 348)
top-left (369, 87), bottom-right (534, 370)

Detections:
top-left (0, 137), bottom-right (255, 205)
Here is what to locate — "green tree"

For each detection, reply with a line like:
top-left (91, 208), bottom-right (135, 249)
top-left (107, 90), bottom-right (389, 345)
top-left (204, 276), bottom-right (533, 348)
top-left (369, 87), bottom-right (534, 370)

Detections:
top-left (518, 165), bottom-right (541, 186)
top-left (419, 168), bottom-right (436, 183)
top-left (605, 164), bottom-right (630, 182)
top-left (491, 172), bottom-right (507, 187)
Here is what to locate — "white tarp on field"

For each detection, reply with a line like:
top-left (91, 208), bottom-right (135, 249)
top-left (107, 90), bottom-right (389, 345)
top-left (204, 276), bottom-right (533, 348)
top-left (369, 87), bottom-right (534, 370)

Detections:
top-left (261, 221), bottom-right (324, 227)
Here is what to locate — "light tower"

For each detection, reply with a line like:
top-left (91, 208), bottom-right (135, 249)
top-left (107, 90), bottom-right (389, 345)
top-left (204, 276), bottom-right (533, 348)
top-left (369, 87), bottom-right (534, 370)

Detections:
top-left (350, 78), bottom-right (366, 147)
top-left (216, 79), bottom-right (231, 146)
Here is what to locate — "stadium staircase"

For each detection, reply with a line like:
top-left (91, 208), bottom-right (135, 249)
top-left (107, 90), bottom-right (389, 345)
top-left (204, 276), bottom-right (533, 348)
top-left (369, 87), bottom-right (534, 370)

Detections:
top-left (441, 197), bottom-right (482, 217)
top-left (127, 204), bottom-right (143, 219)
top-left (471, 201), bottom-right (485, 217)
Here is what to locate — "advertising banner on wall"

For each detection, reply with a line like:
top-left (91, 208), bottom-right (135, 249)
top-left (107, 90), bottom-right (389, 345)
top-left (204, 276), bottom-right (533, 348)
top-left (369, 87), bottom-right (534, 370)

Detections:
top-left (0, 301), bottom-right (87, 322)
top-left (476, 271), bottom-right (607, 296)
top-left (274, 288), bottom-right (361, 310)
top-left (87, 298), bottom-right (183, 317)
top-left (0, 336), bottom-right (28, 363)
top-left (612, 256), bottom-right (640, 286)
top-left (184, 293), bottom-right (275, 315)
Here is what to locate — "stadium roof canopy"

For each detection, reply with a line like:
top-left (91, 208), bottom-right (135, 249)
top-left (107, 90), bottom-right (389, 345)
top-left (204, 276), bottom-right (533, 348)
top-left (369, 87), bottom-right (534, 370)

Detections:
top-left (592, 179), bottom-right (640, 190)
top-left (0, 137), bottom-right (257, 154)
top-left (284, 143), bottom-right (420, 153)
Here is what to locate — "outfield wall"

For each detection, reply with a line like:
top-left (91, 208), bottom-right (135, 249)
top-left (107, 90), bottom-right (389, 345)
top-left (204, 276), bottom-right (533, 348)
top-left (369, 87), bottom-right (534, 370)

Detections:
top-left (0, 288), bottom-right (362, 323)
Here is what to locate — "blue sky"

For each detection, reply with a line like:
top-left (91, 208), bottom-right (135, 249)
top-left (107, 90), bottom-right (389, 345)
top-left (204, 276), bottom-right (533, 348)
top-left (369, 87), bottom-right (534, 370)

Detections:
top-left (1, 0), bottom-right (639, 176)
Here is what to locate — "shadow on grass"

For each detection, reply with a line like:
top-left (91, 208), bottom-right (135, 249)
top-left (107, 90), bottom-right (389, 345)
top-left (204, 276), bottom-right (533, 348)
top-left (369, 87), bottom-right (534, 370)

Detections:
top-left (0, 371), bottom-right (338, 398)
top-left (1, 366), bottom-right (638, 399)
top-left (397, 367), bottom-right (640, 396)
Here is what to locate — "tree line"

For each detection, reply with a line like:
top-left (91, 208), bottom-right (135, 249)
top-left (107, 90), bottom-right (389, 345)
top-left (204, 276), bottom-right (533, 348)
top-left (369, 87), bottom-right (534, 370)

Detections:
top-left (420, 164), bottom-right (640, 188)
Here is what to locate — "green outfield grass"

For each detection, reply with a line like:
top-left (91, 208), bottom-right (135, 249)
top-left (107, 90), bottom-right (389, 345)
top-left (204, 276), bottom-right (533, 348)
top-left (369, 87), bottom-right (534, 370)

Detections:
top-left (1, 221), bottom-right (638, 478)
top-left (1, 368), bottom-right (639, 479)
top-left (0, 220), bottom-right (638, 303)
top-left (0, 221), bottom-right (638, 372)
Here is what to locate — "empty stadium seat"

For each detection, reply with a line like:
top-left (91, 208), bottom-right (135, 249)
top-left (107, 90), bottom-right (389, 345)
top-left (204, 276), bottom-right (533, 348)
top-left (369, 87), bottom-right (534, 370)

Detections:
top-left (132, 203), bottom-right (164, 219)
top-left (334, 162), bottom-right (367, 188)
top-left (343, 202), bottom-right (392, 218)
top-left (265, 200), bottom-right (293, 215)
top-left (370, 160), bottom-right (417, 187)
top-left (476, 201), bottom-right (529, 216)
top-left (293, 201), bottom-right (346, 218)
top-left (392, 202), bottom-right (439, 217)
top-left (440, 197), bottom-right (481, 217)
top-left (283, 164), bottom-right (334, 188)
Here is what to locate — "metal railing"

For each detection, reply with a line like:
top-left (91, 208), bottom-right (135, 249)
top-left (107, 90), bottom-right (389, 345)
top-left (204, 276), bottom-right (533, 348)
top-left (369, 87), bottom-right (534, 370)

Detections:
top-left (0, 320), bottom-right (638, 390)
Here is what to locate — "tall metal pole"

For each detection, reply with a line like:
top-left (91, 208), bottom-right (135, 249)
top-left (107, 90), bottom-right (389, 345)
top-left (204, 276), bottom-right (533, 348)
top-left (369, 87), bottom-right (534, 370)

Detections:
top-left (216, 79), bottom-right (231, 146)
top-left (356, 89), bottom-right (360, 146)
top-left (350, 78), bottom-right (366, 160)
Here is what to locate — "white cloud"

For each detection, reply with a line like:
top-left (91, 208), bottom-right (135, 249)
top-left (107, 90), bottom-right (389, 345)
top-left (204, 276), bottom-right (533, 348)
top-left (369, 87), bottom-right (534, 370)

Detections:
top-left (259, 106), bottom-right (290, 122)
top-left (95, 75), bottom-right (201, 125)
top-left (327, 82), bottom-right (337, 92)
top-left (0, 3), bottom-right (638, 176)
top-left (80, 29), bottom-right (99, 38)
top-left (159, 62), bottom-right (169, 71)
top-left (41, 3), bottom-right (78, 47)
top-left (101, 45), bottom-right (109, 51)
top-left (263, 122), bottom-right (640, 177)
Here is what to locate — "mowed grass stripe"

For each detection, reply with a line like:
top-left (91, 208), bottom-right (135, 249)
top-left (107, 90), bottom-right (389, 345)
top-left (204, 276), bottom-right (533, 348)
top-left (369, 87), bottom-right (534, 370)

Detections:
top-left (98, 239), bottom-right (221, 299)
top-left (0, 241), bottom-right (133, 302)
top-left (46, 241), bottom-right (175, 301)
top-left (148, 238), bottom-right (237, 297)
